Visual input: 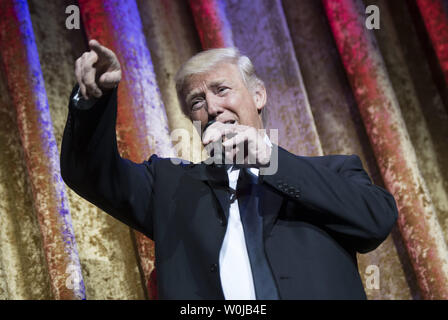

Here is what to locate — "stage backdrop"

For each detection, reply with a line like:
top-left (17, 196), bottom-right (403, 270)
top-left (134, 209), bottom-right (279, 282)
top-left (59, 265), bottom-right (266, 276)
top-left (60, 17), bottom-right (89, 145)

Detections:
top-left (0, 0), bottom-right (447, 300)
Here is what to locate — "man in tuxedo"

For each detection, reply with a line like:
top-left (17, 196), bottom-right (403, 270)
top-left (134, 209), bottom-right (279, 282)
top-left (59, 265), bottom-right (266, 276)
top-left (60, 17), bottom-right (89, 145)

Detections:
top-left (61, 39), bottom-right (398, 299)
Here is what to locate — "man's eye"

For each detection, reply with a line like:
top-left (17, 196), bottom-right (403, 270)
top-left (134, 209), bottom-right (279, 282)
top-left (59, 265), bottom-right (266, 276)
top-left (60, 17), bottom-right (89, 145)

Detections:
top-left (191, 100), bottom-right (204, 111)
top-left (218, 87), bottom-right (229, 94)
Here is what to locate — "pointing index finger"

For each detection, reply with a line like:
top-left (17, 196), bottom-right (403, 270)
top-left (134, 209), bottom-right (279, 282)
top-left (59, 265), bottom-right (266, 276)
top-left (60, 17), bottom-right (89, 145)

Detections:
top-left (89, 39), bottom-right (115, 61)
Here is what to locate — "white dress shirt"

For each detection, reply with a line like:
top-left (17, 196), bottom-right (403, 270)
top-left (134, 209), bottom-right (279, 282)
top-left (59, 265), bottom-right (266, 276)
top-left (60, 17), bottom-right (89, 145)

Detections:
top-left (219, 166), bottom-right (258, 300)
top-left (219, 135), bottom-right (272, 300)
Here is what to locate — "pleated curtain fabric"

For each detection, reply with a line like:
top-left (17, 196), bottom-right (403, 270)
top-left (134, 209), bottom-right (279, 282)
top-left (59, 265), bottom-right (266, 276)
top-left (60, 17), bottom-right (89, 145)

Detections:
top-left (0, 0), bottom-right (447, 299)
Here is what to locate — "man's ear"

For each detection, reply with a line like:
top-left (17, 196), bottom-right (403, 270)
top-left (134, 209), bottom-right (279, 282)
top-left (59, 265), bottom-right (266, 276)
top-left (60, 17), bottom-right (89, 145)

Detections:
top-left (252, 83), bottom-right (267, 114)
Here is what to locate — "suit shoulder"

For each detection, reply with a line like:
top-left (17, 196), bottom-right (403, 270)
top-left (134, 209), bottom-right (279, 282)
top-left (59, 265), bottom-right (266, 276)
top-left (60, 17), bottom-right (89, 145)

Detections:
top-left (298, 154), bottom-right (362, 172)
top-left (145, 154), bottom-right (192, 169)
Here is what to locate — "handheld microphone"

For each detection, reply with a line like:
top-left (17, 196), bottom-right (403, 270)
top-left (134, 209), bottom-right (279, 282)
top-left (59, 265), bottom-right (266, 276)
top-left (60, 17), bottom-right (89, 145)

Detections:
top-left (203, 119), bottom-right (228, 167)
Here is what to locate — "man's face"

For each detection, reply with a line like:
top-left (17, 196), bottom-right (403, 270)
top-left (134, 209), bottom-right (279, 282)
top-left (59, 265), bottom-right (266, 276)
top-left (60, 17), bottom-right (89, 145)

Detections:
top-left (182, 62), bottom-right (266, 135)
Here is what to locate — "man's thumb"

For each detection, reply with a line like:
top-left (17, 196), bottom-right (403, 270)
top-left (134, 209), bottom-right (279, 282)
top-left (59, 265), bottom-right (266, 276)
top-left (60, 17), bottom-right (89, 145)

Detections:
top-left (99, 73), bottom-right (108, 83)
top-left (98, 71), bottom-right (120, 89)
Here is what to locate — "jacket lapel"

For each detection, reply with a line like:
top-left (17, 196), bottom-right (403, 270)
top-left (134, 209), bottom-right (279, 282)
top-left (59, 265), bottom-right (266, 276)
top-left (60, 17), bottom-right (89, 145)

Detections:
top-left (182, 161), bottom-right (231, 221)
top-left (205, 165), bottom-right (231, 221)
top-left (181, 161), bottom-right (283, 234)
top-left (259, 181), bottom-right (283, 239)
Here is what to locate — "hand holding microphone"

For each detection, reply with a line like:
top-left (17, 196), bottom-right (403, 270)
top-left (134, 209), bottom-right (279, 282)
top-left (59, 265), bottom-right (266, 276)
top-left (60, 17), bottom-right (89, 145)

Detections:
top-left (202, 120), bottom-right (232, 164)
top-left (202, 120), bottom-right (271, 166)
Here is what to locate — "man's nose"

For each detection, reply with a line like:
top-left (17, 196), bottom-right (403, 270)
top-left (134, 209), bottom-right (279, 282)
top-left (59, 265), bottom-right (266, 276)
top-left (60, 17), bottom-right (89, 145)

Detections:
top-left (205, 94), bottom-right (224, 117)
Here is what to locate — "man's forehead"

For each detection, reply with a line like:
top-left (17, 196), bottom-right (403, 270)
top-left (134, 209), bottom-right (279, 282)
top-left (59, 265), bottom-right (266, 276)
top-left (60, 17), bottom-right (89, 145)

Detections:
top-left (182, 62), bottom-right (242, 94)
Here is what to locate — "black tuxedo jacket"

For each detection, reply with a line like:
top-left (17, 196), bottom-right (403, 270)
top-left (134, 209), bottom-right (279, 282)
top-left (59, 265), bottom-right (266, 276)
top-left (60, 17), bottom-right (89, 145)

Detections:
top-left (61, 86), bottom-right (398, 300)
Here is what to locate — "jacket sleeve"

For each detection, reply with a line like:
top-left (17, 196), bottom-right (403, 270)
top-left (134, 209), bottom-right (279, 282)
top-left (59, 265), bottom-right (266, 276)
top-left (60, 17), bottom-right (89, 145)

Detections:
top-left (262, 146), bottom-right (398, 253)
top-left (60, 84), bottom-right (156, 239)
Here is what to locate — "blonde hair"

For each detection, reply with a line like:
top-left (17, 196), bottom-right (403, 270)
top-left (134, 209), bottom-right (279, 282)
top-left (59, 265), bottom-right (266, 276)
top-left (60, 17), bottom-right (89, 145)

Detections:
top-left (174, 47), bottom-right (265, 117)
